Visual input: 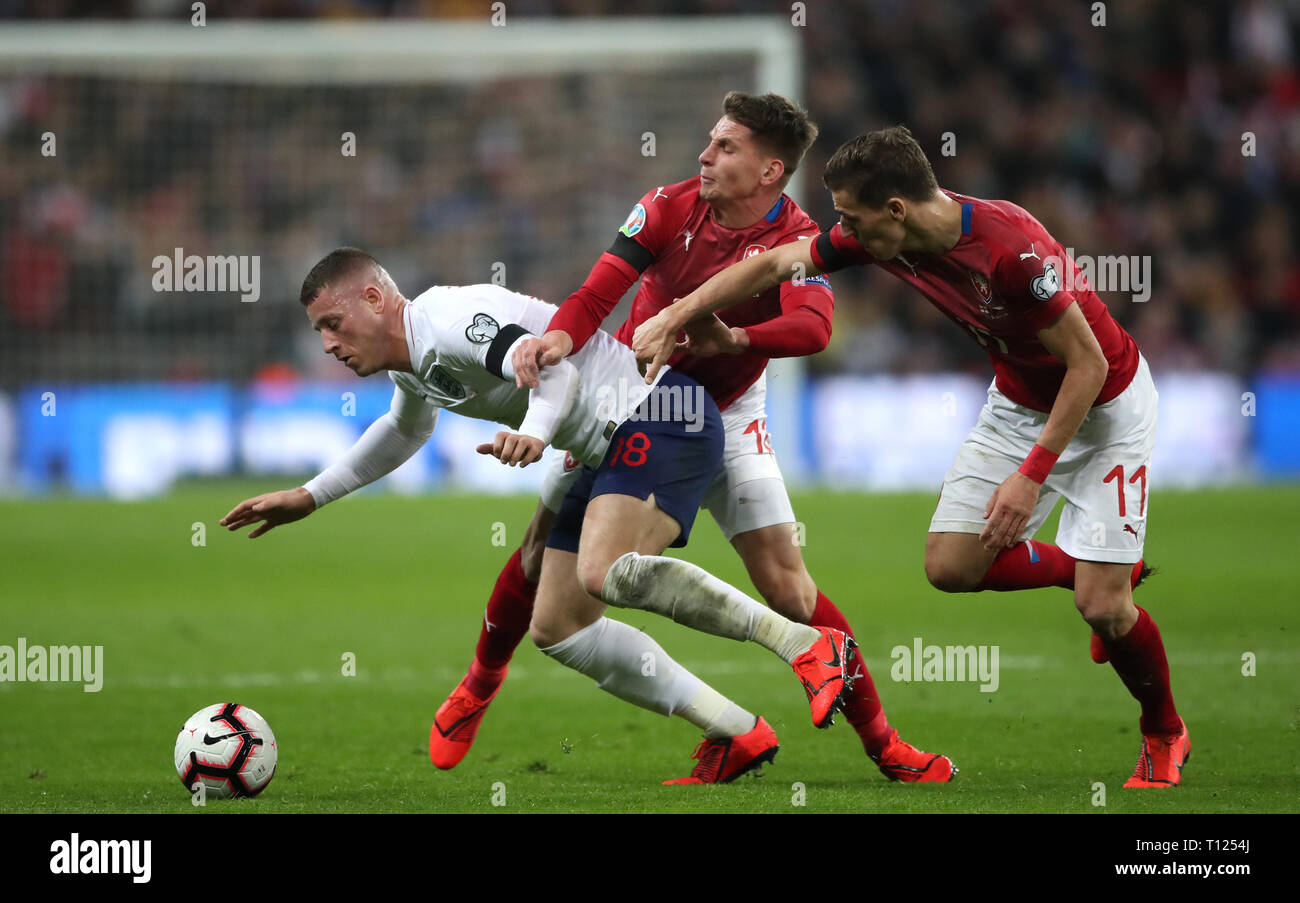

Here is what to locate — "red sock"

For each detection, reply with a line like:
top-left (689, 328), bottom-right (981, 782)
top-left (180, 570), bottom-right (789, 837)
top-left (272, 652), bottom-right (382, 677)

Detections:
top-left (979, 544), bottom-right (1148, 593)
top-left (1101, 606), bottom-right (1181, 735)
top-left (463, 548), bottom-right (536, 699)
top-left (807, 590), bottom-right (894, 757)
top-left (977, 540), bottom-right (1076, 590)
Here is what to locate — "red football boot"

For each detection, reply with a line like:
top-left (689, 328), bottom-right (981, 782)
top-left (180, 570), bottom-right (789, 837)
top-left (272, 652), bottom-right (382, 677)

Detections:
top-left (429, 678), bottom-right (502, 770)
top-left (663, 716), bottom-right (780, 785)
top-left (1123, 718), bottom-right (1190, 788)
top-left (871, 729), bottom-right (957, 782)
top-left (791, 628), bottom-right (855, 729)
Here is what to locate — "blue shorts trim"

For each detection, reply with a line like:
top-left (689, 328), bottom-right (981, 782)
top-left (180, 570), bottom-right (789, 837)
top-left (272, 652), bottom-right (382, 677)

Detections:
top-left (545, 370), bottom-right (723, 553)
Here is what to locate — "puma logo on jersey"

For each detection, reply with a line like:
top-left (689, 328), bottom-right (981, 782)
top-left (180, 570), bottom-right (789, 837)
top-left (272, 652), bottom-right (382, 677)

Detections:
top-left (1019, 243), bottom-right (1040, 260)
top-left (896, 255), bottom-right (918, 277)
top-left (652, 186), bottom-right (668, 202)
top-left (1123, 524), bottom-right (1139, 539)
top-left (683, 230), bottom-right (693, 250)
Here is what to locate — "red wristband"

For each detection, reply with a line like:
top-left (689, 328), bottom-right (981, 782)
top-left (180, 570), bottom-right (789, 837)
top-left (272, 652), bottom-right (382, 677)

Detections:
top-left (1017, 444), bottom-right (1059, 484)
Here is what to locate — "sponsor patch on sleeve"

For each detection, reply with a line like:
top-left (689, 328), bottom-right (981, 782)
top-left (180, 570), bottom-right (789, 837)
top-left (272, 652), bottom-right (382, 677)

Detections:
top-left (465, 312), bottom-right (500, 344)
top-left (1030, 261), bottom-right (1060, 301)
top-left (805, 274), bottom-right (831, 289)
top-left (619, 203), bottom-right (647, 238)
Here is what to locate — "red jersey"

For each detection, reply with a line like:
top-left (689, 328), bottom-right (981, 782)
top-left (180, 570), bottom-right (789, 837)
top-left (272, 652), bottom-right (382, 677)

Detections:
top-left (808, 191), bottom-right (1139, 413)
top-left (548, 177), bottom-right (835, 411)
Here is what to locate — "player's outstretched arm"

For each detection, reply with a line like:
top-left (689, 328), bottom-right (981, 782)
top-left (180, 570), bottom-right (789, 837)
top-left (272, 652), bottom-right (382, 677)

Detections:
top-left (980, 302), bottom-right (1108, 551)
top-left (223, 385), bottom-right (437, 539)
top-left (221, 488), bottom-right (316, 539)
top-left (632, 241), bottom-right (821, 382)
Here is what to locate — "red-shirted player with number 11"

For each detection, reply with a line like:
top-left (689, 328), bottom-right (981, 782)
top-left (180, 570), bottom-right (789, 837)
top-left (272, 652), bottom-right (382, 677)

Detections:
top-left (636, 126), bottom-right (1188, 788)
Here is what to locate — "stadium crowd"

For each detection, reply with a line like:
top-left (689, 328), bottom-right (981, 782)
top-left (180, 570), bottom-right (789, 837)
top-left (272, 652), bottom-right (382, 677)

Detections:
top-left (2, 0), bottom-right (1296, 385)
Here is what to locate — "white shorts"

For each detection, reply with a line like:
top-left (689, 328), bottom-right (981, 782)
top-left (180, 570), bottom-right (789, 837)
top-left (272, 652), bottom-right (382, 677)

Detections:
top-left (929, 355), bottom-right (1158, 564)
top-left (539, 372), bottom-right (795, 541)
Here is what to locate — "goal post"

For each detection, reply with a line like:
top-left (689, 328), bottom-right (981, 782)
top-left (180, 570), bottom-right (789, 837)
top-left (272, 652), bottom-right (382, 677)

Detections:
top-left (0, 19), bottom-right (801, 89)
top-left (1, 18), bottom-right (812, 493)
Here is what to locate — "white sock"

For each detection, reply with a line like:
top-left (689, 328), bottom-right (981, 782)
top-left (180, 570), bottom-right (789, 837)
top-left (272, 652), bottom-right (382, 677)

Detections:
top-left (540, 617), bottom-right (756, 737)
top-left (680, 684), bottom-right (758, 739)
top-left (601, 552), bottom-right (820, 664)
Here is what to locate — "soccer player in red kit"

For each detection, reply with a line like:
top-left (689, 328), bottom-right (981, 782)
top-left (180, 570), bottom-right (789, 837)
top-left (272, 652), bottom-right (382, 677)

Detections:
top-left (432, 95), bottom-right (954, 784)
top-left (636, 126), bottom-right (1188, 788)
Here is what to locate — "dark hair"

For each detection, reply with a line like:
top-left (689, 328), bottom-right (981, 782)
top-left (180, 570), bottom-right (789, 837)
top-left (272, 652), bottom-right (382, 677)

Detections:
top-left (300, 247), bottom-right (380, 306)
top-left (722, 91), bottom-right (819, 187)
top-left (822, 126), bottom-right (939, 208)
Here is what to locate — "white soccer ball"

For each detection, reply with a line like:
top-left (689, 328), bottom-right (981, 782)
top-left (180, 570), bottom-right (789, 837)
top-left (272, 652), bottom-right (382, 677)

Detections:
top-left (174, 703), bottom-right (278, 799)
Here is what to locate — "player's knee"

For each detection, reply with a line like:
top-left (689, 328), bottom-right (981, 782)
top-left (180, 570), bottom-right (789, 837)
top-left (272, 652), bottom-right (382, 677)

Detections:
top-left (529, 615), bottom-right (570, 651)
top-left (1074, 591), bottom-right (1130, 638)
top-left (924, 557), bottom-right (982, 594)
top-left (753, 567), bottom-right (817, 622)
top-left (575, 553), bottom-right (614, 600)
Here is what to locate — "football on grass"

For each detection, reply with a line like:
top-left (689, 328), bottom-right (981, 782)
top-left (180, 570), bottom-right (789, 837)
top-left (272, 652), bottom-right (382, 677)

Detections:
top-left (174, 703), bottom-right (278, 799)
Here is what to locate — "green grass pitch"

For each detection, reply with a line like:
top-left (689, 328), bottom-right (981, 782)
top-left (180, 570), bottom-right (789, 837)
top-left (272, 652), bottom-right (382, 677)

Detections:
top-left (2, 482), bottom-right (1297, 813)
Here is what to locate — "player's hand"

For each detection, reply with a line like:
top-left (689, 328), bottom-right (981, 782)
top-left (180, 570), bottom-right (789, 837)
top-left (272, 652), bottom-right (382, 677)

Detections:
top-left (477, 431), bottom-right (546, 467)
top-left (632, 306), bottom-right (686, 384)
top-left (680, 315), bottom-right (748, 358)
top-left (511, 330), bottom-right (573, 389)
top-left (980, 472), bottom-right (1040, 551)
top-left (220, 487), bottom-right (316, 539)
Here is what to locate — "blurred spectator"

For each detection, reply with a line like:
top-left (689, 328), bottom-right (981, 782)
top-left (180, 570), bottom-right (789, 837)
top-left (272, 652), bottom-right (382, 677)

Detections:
top-left (0, 0), bottom-right (1295, 386)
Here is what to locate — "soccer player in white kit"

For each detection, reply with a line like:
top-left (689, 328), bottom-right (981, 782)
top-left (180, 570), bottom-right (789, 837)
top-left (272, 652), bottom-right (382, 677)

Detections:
top-left (220, 248), bottom-right (855, 784)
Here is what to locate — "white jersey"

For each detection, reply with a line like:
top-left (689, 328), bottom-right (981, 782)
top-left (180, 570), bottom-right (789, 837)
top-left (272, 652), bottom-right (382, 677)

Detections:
top-left (391, 283), bottom-right (662, 467)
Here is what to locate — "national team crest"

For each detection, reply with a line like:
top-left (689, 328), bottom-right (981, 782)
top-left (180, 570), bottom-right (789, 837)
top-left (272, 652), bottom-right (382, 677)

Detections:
top-left (563, 451), bottom-right (580, 471)
top-left (743, 244), bottom-right (767, 259)
top-left (969, 270), bottom-right (992, 304)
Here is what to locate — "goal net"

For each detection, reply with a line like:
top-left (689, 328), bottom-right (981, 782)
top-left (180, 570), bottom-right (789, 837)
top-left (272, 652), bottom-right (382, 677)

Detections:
top-left (0, 19), bottom-right (807, 494)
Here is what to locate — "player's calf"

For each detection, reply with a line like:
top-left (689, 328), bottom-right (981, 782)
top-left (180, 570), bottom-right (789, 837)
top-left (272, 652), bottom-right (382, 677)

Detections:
top-left (732, 523), bottom-right (818, 622)
top-left (517, 501), bottom-right (555, 583)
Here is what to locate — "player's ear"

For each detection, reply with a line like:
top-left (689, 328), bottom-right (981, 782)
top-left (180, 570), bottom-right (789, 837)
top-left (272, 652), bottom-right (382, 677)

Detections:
top-left (762, 158), bottom-right (785, 187)
top-left (361, 283), bottom-right (384, 311)
top-left (887, 197), bottom-right (907, 221)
